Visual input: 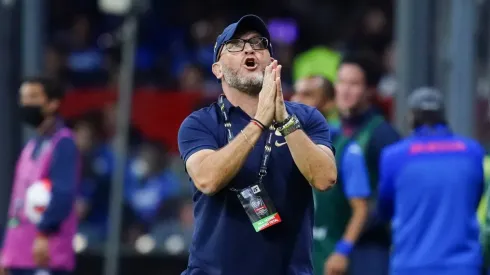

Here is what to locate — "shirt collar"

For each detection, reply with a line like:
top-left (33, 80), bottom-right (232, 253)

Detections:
top-left (341, 108), bottom-right (378, 136)
top-left (38, 117), bottom-right (65, 138)
top-left (219, 94), bottom-right (236, 115)
top-left (412, 124), bottom-right (452, 137)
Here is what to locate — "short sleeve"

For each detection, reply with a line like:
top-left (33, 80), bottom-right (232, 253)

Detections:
top-left (178, 112), bottom-right (220, 163)
top-left (342, 142), bottom-right (371, 198)
top-left (377, 147), bottom-right (396, 220)
top-left (304, 108), bottom-right (335, 154)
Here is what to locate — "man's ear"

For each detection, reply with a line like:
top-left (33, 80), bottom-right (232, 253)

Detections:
top-left (212, 63), bottom-right (223, 80)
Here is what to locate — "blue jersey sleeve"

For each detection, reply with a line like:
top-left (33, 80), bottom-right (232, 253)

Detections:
top-left (178, 112), bottom-right (220, 163)
top-left (342, 142), bottom-right (371, 199)
top-left (38, 137), bottom-right (79, 234)
top-left (377, 147), bottom-right (396, 221)
top-left (471, 141), bottom-right (485, 205)
top-left (304, 108), bottom-right (335, 154)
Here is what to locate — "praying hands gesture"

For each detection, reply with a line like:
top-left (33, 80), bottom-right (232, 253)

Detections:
top-left (273, 62), bottom-right (289, 123)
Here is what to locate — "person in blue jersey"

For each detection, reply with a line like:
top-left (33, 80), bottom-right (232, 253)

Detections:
top-left (73, 114), bottom-right (114, 242)
top-left (178, 14), bottom-right (337, 275)
top-left (378, 87), bottom-right (484, 275)
top-left (125, 141), bottom-right (181, 231)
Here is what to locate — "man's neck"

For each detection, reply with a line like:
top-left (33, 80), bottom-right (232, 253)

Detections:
top-left (223, 88), bottom-right (259, 118)
top-left (37, 116), bottom-right (57, 136)
top-left (320, 101), bottom-right (337, 116)
top-left (340, 103), bottom-right (370, 119)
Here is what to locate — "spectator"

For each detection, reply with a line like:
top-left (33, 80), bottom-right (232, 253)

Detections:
top-left (151, 198), bottom-right (194, 255)
top-left (124, 141), bottom-right (181, 242)
top-left (73, 111), bottom-right (114, 243)
top-left (291, 75), bottom-right (340, 131)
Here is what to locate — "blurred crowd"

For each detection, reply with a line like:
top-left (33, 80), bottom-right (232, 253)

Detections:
top-left (47, 0), bottom-right (395, 95)
top-left (49, 0), bottom-right (398, 254)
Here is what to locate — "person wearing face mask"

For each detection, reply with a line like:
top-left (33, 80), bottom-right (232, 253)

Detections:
top-left (1, 77), bottom-right (80, 275)
top-left (124, 141), bottom-right (181, 236)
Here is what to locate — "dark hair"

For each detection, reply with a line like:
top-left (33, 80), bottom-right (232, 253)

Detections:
top-left (23, 76), bottom-right (64, 101)
top-left (412, 110), bottom-right (447, 129)
top-left (320, 77), bottom-right (335, 100)
top-left (339, 51), bottom-right (382, 87)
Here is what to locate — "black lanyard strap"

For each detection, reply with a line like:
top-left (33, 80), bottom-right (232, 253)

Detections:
top-left (218, 95), bottom-right (274, 189)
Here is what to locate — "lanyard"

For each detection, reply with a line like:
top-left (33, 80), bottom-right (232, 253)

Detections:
top-left (218, 95), bottom-right (274, 188)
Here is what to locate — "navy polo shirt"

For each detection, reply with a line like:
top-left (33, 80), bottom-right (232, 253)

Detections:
top-left (178, 98), bottom-right (333, 275)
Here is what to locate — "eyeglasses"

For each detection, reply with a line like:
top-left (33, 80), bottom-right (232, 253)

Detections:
top-left (223, 37), bottom-right (269, 53)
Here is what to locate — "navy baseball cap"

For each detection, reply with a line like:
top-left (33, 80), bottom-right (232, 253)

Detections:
top-left (213, 14), bottom-right (273, 63)
top-left (408, 87), bottom-right (445, 113)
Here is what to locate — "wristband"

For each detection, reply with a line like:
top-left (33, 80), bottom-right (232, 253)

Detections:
top-left (251, 118), bottom-right (266, 130)
top-left (251, 120), bottom-right (264, 130)
top-left (334, 240), bottom-right (354, 256)
top-left (276, 115), bottom-right (301, 137)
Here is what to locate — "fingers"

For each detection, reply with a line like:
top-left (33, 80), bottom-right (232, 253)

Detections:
top-left (265, 61), bottom-right (273, 77)
top-left (276, 64), bottom-right (282, 79)
top-left (275, 65), bottom-right (282, 96)
top-left (270, 68), bottom-right (277, 97)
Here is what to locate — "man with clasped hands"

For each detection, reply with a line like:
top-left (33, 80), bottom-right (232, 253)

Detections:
top-left (178, 14), bottom-right (337, 275)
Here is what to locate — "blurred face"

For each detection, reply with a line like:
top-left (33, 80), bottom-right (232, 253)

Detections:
top-left (335, 64), bottom-right (367, 113)
top-left (179, 65), bottom-right (204, 91)
top-left (383, 43), bottom-right (395, 73)
top-left (131, 144), bottom-right (165, 179)
top-left (72, 16), bottom-right (90, 47)
top-left (19, 82), bottom-right (58, 128)
top-left (213, 31), bottom-right (272, 95)
top-left (74, 122), bottom-right (94, 153)
top-left (291, 77), bottom-right (326, 108)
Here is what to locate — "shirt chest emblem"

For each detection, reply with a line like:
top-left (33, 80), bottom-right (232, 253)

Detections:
top-left (274, 129), bottom-right (287, 147)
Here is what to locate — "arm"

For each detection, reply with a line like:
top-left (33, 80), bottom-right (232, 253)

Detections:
top-left (325, 144), bottom-right (370, 275)
top-left (377, 148), bottom-right (395, 221)
top-left (340, 143), bottom-right (370, 246)
top-left (179, 115), bottom-right (263, 195)
top-left (283, 109), bottom-right (337, 191)
top-left (37, 138), bottom-right (79, 235)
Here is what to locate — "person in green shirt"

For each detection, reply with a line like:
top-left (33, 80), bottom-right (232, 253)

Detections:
top-left (291, 75), bottom-right (341, 131)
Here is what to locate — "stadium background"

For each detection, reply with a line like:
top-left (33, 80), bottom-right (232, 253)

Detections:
top-left (0, 0), bottom-right (488, 274)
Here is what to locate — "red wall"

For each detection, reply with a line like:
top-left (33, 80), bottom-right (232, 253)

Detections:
top-left (60, 88), bottom-right (204, 152)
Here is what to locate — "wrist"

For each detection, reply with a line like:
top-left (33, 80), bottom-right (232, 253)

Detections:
top-left (276, 115), bottom-right (301, 137)
top-left (251, 118), bottom-right (266, 130)
top-left (276, 112), bottom-right (290, 124)
top-left (335, 240), bottom-right (354, 256)
top-left (36, 232), bottom-right (49, 239)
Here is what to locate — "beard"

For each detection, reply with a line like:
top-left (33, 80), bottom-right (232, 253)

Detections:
top-left (222, 64), bottom-right (264, 95)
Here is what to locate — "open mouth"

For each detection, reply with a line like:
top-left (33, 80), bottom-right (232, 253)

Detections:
top-left (244, 58), bottom-right (258, 70)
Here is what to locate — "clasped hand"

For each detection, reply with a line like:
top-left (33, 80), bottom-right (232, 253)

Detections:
top-left (254, 60), bottom-right (289, 127)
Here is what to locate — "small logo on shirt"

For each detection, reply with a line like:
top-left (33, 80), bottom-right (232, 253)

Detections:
top-left (274, 129), bottom-right (287, 147)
